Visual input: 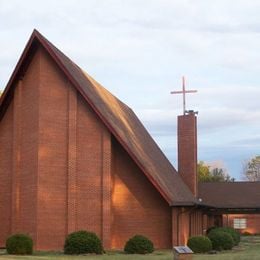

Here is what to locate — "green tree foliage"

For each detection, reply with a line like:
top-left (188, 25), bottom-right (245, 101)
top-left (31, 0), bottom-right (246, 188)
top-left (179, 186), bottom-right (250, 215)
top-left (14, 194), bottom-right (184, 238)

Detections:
top-left (198, 161), bottom-right (235, 182)
top-left (197, 161), bottom-right (211, 182)
top-left (243, 156), bottom-right (260, 181)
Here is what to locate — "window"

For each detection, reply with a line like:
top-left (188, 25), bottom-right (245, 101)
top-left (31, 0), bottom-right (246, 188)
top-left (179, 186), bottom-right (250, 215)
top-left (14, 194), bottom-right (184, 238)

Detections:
top-left (233, 218), bottom-right (247, 229)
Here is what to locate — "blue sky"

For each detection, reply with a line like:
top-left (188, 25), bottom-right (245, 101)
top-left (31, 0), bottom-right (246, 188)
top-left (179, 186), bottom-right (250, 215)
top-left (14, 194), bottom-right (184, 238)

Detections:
top-left (1, 0), bottom-right (260, 180)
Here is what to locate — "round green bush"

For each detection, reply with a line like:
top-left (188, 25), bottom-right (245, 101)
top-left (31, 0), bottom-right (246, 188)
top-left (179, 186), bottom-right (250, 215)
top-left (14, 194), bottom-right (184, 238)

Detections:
top-left (217, 227), bottom-right (240, 246)
top-left (187, 236), bottom-right (212, 253)
top-left (64, 230), bottom-right (103, 255)
top-left (124, 235), bottom-right (154, 254)
top-left (206, 226), bottom-right (217, 235)
top-left (6, 234), bottom-right (33, 255)
top-left (208, 231), bottom-right (234, 251)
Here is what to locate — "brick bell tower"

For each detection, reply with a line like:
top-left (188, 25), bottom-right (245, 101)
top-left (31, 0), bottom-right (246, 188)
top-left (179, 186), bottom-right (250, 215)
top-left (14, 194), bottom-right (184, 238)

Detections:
top-left (177, 111), bottom-right (198, 196)
top-left (171, 77), bottom-right (198, 197)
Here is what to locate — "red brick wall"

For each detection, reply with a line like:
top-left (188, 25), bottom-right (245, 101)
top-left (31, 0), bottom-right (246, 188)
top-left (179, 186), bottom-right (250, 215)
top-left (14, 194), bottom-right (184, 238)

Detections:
top-left (67, 86), bottom-right (77, 234)
top-left (0, 50), bottom-right (40, 247)
top-left (172, 207), bottom-right (204, 246)
top-left (190, 210), bottom-right (203, 236)
top-left (37, 47), bottom-right (69, 250)
top-left (225, 214), bottom-right (260, 234)
top-left (76, 93), bottom-right (105, 237)
top-left (36, 47), bottom-right (111, 250)
top-left (111, 138), bottom-right (172, 249)
top-left (0, 46), bottom-right (112, 250)
top-left (0, 100), bottom-right (13, 247)
top-left (178, 114), bottom-right (197, 196)
top-left (178, 208), bottom-right (190, 245)
top-left (0, 45), bottom-right (177, 251)
top-left (18, 50), bottom-right (39, 240)
top-left (172, 207), bottom-right (190, 246)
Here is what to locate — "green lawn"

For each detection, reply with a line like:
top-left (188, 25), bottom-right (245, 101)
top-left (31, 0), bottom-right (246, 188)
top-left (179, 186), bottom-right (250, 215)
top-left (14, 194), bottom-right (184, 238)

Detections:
top-left (1, 236), bottom-right (260, 260)
top-left (193, 236), bottom-right (260, 260)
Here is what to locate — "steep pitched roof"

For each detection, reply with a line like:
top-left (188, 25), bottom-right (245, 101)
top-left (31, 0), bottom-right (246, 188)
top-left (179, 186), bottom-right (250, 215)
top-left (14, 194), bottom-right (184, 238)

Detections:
top-left (0, 30), bottom-right (196, 206)
top-left (199, 182), bottom-right (260, 209)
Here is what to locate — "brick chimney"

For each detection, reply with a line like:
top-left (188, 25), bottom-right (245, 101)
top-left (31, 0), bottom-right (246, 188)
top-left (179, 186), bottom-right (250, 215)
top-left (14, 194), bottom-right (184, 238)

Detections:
top-left (177, 111), bottom-right (198, 197)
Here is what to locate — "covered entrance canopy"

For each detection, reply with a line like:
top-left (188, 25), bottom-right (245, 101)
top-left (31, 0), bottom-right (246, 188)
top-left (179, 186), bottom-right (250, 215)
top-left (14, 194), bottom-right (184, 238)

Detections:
top-left (199, 182), bottom-right (260, 233)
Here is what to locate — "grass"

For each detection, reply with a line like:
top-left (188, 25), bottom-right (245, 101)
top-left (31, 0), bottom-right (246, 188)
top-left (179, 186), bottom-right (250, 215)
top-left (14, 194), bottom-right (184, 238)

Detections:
top-left (0, 250), bottom-right (172, 260)
top-left (193, 235), bottom-right (260, 260)
top-left (1, 236), bottom-right (260, 260)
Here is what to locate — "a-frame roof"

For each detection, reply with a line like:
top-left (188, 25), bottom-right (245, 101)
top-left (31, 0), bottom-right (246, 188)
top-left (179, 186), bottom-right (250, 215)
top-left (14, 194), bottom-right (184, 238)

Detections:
top-left (0, 30), bottom-right (196, 206)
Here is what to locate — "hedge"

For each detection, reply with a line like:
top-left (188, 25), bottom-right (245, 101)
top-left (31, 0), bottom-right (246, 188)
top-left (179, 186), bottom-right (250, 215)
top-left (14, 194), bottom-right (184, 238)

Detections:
top-left (6, 234), bottom-right (33, 255)
top-left (187, 236), bottom-right (212, 253)
top-left (64, 230), bottom-right (103, 254)
top-left (124, 235), bottom-right (154, 254)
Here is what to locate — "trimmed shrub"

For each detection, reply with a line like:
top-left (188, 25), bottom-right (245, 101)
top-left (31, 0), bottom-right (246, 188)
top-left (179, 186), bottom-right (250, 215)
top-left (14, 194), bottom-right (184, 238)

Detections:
top-left (208, 231), bottom-right (234, 251)
top-left (187, 236), bottom-right (212, 253)
top-left (206, 226), bottom-right (217, 235)
top-left (124, 235), bottom-right (154, 254)
top-left (6, 234), bottom-right (33, 255)
top-left (217, 227), bottom-right (240, 246)
top-left (64, 230), bottom-right (102, 255)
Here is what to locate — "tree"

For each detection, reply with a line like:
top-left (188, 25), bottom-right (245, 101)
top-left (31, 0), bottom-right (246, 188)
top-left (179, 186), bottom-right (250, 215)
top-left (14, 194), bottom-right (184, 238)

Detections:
top-left (198, 161), bottom-right (235, 182)
top-left (197, 161), bottom-right (211, 182)
top-left (242, 156), bottom-right (260, 181)
top-left (210, 168), bottom-right (235, 182)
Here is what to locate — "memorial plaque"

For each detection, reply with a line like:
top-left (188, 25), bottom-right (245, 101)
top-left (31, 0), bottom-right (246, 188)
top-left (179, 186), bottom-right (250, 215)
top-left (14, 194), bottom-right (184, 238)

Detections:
top-left (174, 246), bottom-right (193, 254)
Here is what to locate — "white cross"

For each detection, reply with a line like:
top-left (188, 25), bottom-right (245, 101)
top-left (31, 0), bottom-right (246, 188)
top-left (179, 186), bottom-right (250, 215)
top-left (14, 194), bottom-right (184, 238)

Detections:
top-left (170, 76), bottom-right (197, 115)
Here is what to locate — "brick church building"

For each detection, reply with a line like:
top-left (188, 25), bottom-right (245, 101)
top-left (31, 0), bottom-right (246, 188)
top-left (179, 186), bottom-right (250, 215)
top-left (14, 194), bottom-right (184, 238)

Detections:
top-left (0, 30), bottom-right (260, 250)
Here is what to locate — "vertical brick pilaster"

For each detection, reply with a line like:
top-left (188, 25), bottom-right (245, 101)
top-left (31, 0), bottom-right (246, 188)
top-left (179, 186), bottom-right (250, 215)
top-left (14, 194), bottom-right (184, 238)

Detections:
top-left (172, 207), bottom-right (197, 246)
top-left (102, 130), bottom-right (111, 249)
top-left (67, 87), bottom-right (77, 234)
top-left (179, 207), bottom-right (190, 245)
top-left (202, 214), bottom-right (208, 234)
top-left (172, 207), bottom-right (179, 246)
top-left (190, 211), bottom-right (203, 236)
top-left (11, 80), bottom-right (22, 233)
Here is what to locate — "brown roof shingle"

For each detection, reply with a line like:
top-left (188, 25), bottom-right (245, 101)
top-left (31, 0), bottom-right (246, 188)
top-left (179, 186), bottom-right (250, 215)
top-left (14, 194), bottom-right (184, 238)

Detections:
top-left (199, 182), bottom-right (260, 209)
top-left (0, 30), bottom-right (196, 206)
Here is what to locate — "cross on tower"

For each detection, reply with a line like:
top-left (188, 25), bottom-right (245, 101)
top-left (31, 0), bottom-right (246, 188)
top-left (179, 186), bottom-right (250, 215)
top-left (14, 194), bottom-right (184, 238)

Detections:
top-left (170, 76), bottom-right (197, 115)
